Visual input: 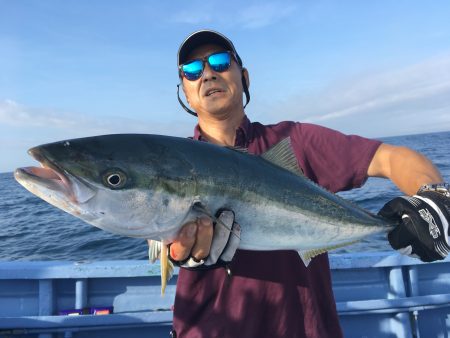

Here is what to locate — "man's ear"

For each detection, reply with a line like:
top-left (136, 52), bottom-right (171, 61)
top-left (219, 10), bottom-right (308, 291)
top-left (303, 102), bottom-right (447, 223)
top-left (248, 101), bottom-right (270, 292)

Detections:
top-left (242, 67), bottom-right (250, 89)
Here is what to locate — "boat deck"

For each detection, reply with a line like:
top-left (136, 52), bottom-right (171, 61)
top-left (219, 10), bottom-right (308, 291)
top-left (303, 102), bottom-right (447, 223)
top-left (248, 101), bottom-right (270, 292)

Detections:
top-left (0, 252), bottom-right (449, 337)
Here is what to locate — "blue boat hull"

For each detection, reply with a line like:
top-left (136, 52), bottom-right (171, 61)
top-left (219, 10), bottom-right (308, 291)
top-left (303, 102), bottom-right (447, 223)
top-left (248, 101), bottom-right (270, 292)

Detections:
top-left (1, 252), bottom-right (449, 337)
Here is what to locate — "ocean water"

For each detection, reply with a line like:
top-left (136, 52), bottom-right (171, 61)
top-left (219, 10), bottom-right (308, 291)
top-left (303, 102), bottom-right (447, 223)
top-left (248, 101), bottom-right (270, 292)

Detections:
top-left (0, 131), bottom-right (449, 261)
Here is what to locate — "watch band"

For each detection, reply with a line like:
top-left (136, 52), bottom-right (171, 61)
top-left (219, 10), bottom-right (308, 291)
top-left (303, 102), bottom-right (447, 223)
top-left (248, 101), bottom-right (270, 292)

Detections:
top-left (418, 182), bottom-right (450, 197)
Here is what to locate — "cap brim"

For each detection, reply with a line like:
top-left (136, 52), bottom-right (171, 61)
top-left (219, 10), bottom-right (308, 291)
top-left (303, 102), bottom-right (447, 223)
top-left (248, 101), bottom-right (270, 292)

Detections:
top-left (178, 30), bottom-right (236, 65)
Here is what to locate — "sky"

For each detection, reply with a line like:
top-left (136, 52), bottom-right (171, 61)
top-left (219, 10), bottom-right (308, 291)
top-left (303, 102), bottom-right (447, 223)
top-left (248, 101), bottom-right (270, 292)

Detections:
top-left (1, 0), bottom-right (450, 172)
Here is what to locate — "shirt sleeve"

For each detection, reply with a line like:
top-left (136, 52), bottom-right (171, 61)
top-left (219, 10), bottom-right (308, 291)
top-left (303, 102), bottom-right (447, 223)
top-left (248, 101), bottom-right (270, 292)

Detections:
top-left (291, 123), bottom-right (382, 193)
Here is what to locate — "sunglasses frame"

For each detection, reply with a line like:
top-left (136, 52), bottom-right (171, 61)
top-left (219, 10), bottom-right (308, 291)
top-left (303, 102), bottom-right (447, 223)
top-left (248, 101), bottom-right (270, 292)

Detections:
top-left (179, 51), bottom-right (237, 81)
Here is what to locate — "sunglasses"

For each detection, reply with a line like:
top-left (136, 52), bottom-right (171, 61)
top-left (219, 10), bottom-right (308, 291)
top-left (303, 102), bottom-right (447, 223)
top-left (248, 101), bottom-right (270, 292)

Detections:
top-left (179, 51), bottom-right (235, 81)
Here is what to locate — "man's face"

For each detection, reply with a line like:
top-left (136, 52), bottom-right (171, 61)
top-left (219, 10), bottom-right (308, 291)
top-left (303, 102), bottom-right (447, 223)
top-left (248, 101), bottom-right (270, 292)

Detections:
top-left (181, 44), bottom-right (246, 118)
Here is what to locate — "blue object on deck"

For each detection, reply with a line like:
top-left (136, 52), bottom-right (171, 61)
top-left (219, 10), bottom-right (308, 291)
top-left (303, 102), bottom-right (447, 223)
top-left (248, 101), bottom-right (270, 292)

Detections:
top-left (0, 252), bottom-right (449, 338)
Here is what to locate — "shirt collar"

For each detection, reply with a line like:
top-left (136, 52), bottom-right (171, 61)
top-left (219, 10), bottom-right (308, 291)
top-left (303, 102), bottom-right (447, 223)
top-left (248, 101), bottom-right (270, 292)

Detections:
top-left (193, 115), bottom-right (253, 146)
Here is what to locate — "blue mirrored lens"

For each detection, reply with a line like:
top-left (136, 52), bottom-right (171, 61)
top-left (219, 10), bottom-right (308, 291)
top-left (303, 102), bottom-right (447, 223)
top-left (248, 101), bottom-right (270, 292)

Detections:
top-left (181, 52), bottom-right (232, 81)
top-left (208, 52), bottom-right (231, 72)
top-left (182, 60), bottom-right (203, 80)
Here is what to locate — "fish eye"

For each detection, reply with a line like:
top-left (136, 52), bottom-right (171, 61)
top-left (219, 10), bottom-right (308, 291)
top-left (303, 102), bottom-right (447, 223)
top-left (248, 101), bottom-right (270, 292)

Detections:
top-left (108, 174), bottom-right (121, 186)
top-left (102, 169), bottom-right (127, 189)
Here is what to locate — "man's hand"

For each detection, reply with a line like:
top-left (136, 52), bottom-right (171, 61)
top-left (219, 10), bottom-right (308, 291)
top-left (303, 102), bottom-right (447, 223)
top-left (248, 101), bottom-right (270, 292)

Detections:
top-left (169, 216), bottom-right (214, 266)
top-left (149, 209), bottom-right (240, 269)
top-left (379, 184), bottom-right (450, 262)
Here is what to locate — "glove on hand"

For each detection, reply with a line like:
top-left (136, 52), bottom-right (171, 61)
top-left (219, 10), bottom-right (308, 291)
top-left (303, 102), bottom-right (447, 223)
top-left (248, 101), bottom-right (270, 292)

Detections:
top-left (172, 209), bottom-right (241, 269)
top-left (378, 186), bottom-right (450, 262)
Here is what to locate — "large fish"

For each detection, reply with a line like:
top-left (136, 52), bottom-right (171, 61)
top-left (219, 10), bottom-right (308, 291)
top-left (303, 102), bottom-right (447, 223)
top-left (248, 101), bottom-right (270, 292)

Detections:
top-left (15, 134), bottom-right (396, 294)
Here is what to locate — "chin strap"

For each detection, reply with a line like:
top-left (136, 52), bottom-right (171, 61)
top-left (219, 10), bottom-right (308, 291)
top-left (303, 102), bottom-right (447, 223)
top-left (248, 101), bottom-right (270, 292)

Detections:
top-left (242, 74), bottom-right (250, 108)
top-left (176, 74), bottom-right (251, 117)
top-left (177, 84), bottom-right (198, 117)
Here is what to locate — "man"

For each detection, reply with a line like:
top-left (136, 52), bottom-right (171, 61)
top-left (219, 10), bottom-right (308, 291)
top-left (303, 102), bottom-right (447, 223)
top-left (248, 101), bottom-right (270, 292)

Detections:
top-left (157, 30), bottom-right (450, 338)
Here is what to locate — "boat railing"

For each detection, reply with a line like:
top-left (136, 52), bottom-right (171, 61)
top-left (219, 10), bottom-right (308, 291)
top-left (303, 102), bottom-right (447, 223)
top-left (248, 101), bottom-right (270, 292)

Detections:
top-left (0, 252), bottom-right (449, 337)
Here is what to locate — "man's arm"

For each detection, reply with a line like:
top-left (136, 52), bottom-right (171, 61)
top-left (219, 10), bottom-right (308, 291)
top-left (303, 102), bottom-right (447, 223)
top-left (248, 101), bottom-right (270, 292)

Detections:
top-left (367, 143), bottom-right (443, 194)
top-left (369, 143), bottom-right (450, 262)
top-left (153, 143), bottom-right (449, 265)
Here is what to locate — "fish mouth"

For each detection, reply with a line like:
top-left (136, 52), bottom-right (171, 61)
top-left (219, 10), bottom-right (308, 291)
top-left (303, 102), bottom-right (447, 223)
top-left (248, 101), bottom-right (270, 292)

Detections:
top-left (14, 147), bottom-right (93, 204)
top-left (15, 166), bottom-right (73, 199)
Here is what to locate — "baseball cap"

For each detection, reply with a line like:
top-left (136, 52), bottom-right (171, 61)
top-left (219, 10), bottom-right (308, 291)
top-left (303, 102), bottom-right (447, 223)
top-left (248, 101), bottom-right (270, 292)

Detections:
top-left (177, 29), bottom-right (243, 67)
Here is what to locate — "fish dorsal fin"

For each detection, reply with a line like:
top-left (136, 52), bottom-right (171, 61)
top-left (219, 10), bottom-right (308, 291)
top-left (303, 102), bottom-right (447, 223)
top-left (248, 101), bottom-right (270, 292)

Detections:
top-left (261, 137), bottom-right (303, 176)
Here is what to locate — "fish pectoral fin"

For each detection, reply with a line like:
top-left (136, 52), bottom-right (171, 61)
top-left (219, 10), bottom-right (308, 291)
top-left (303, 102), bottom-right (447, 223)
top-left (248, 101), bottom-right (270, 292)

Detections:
top-left (148, 240), bottom-right (162, 263)
top-left (260, 137), bottom-right (304, 176)
top-left (298, 240), bottom-right (359, 267)
top-left (148, 240), bottom-right (174, 296)
top-left (160, 242), bottom-right (175, 296)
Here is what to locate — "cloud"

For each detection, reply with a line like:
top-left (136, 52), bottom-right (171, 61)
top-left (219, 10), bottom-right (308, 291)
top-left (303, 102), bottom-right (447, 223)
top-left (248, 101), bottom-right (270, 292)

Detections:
top-left (171, 1), bottom-right (297, 29)
top-left (238, 3), bottom-right (297, 29)
top-left (0, 100), bottom-right (196, 172)
top-left (0, 100), bottom-right (80, 129)
top-left (0, 99), bottom-right (193, 139)
top-left (171, 10), bottom-right (213, 25)
top-left (258, 54), bottom-right (450, 137)
top-left (308, 81), bottom-right (450, 123)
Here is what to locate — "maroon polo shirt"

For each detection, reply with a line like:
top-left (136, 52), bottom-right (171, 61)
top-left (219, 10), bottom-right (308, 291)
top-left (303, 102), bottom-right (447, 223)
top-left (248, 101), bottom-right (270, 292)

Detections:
top-left (172, 116), bottom-right (382, 338)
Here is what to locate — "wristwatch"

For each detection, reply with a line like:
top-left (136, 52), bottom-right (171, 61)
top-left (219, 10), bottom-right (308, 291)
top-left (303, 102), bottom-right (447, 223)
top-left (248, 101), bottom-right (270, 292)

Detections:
top-left (418, 183), bottom-right (450, 197)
